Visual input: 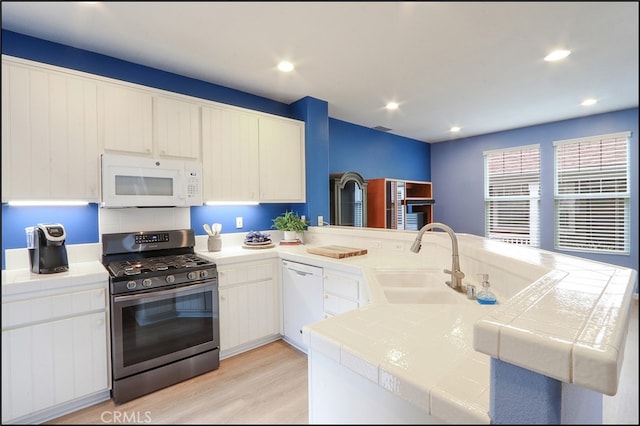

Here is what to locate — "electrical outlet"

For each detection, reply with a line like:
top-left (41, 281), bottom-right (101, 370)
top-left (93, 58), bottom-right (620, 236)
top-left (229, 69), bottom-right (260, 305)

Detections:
top-left (235, 217), bottom-right (243, 228)
top-left (317, 215), bottom-right (324, 226)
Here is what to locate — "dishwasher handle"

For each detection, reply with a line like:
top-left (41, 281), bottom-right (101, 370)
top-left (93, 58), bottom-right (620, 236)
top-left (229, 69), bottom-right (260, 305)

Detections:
top-left (283, 260), bottom-right (323, 277)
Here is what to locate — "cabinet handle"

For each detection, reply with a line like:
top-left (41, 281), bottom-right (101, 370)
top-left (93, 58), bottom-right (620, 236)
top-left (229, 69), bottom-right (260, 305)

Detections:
top-left (96, 318), bottom-right (104, 326)
top-left (220, 295), bottom-right (226, 301)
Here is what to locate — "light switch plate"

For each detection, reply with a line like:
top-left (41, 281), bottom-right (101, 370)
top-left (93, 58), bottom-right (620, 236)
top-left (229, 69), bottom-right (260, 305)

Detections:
top-left (235, 217), bottom-right (243, 228)
top-left (318, 215), bottom-right (324, 226)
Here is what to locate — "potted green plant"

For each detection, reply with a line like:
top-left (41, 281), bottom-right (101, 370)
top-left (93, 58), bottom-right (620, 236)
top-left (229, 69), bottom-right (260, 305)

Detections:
top-left (272, 210), bottom-right (310, 241)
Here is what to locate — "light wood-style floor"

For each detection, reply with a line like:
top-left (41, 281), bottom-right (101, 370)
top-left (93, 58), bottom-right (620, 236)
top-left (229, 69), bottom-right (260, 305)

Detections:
top-left (47, 340), bottom-right (308, 424)
top-left (48, 300), bottom-right (638, 425)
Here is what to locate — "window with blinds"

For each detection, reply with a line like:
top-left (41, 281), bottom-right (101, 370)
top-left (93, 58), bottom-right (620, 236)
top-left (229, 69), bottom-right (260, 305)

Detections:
top-left (554, 132), bottom-right (630, 254)
top-left (484, 145), bottom-right (540, 246)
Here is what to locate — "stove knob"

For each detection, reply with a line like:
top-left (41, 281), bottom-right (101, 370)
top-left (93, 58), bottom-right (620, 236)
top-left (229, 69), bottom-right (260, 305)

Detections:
top-left (126, 280), bottom-right (137, 290)
top-left (141, 278), bottom-right (152, 287)
top-left (200, 270), bottom-right (209, 279)
top-left (188, 271), bottom-right (198, 280)
top-left (166, 275), bottom-right (175, 283)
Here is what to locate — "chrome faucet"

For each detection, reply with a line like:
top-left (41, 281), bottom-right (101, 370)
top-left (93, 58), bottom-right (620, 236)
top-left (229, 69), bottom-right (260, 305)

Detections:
top-left (410, 222), bottom-right (465, 292)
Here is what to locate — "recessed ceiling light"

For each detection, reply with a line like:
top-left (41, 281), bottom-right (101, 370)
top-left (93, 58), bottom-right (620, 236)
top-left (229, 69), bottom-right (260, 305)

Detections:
top-left (450, 126), bottom-right (461, 132)
top-left (544, 50), bottom-right (571, 62)
top-left (385, 102), bottom-right (399, 110)
top-left (277, 61), bottom-right (294, 72)
top-left (581, 98), bottom-right (597, 106)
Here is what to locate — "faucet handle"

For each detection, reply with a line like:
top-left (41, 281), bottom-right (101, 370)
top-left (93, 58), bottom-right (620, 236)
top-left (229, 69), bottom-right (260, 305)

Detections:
top-left (444, 269), bottom-right (465, 279)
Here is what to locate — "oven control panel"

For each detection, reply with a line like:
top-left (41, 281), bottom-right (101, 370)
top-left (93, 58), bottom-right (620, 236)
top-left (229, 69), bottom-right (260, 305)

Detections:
top-left (134, 232), bottom-right (170, 244)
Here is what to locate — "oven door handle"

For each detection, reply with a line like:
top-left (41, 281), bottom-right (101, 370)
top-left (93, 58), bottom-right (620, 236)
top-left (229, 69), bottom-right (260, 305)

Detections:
top-left (113, 281), bottom-right (215, 304)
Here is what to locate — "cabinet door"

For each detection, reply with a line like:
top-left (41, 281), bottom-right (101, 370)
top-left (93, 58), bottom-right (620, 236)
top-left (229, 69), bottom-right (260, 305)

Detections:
top-left (1, 312), bottom-right (108, 423)
top-left (217, 259), bottom-right (280, 356)
top-left (154, 95), bottom-right (201, 159)
top-left (202, 106), bottom-right (259, 202)
top-left (218, 279), bottom-right (279, 354)
top-left (323, 269), bottom-right (362, 317)
top-left (258, 117), bottom-right (305, 202)
top-left (1, 61), bottom-right (99, 202)
top-left (99, 82), bottom-right (153, 154)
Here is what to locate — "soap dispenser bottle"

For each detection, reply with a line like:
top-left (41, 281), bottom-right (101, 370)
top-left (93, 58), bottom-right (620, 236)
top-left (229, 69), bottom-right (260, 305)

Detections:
top-left (476, 274), bottom-right (497, 305)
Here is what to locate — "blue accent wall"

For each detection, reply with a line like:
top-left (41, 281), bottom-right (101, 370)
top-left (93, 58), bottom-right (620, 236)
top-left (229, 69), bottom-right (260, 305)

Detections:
top-left (290, 96), bottom-right (331, 224)
top-left (430, 108), bottom-right (639, 272)
top-left (329, 119), bottom-right (431, 181)
top-left (1, 203), bottom-right (99, 249)
top-left (190, 204), bottom-right (300, 238)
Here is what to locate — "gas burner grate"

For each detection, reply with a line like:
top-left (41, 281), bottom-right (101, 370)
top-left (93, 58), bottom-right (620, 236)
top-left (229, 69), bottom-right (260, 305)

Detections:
top-left (107, 254), bottom-right (214, 278)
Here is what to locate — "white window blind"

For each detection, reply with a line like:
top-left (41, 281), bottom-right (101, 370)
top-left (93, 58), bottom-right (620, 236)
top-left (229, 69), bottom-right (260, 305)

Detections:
top-left (554, 132), bottom-right (630, 254)
top-left (484, 145), bottom-right (540, 246)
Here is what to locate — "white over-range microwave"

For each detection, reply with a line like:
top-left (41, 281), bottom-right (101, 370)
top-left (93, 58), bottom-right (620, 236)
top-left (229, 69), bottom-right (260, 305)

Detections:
top-left (101, 154), bottom-right (203, 208)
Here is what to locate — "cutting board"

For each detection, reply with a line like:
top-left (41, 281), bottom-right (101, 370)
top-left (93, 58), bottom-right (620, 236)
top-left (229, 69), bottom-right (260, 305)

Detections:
top-left (306, 245), bottom-right (368, 259)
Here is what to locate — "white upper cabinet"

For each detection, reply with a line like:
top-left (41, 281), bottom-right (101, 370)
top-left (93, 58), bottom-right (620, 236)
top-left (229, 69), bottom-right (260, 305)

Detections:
top-left (258, 117), bottom-right (306, 202)
top-left (99, 83), bottom-right (200, 160)
top-left (1, 58), bottom-right (100, 202)
top-left (2, 56), bottom-right (306, 204)
top-left (98, 82), bottom-right (153, 155)
top-left (202, 106), bottom-right (259, 202)
top-left (203, 107), bottom-right (305, 203)
top-left (153, 95), bottom-right (201, 159)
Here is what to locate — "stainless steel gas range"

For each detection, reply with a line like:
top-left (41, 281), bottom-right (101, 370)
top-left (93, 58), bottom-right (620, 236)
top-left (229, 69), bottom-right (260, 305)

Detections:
top-left (102, 229), bottom-right (220, 404)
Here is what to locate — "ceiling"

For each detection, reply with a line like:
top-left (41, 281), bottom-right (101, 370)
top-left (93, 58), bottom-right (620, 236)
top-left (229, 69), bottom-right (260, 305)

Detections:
top-left (2, 1), bottom-right (638, 143)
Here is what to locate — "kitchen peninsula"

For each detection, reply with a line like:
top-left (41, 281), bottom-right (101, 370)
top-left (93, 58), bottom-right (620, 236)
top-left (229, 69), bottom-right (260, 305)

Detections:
top-left (202, 226), bottom-right (637, 424)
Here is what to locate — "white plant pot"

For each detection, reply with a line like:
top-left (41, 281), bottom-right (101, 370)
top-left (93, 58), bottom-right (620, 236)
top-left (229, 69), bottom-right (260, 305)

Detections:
top-left (283, 231), bottom-right (297, 241)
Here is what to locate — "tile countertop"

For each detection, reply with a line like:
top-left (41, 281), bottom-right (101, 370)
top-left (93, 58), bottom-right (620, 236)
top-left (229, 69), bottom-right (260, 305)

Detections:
top-left (198, 230), bottom-right (637, 424)
top-left (2, 260), bottom-right (109, 301)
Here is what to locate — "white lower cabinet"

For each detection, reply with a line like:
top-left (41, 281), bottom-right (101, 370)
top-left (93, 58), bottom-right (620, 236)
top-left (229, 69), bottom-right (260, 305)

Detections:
top-left (1, 284), bottom-right (110, 424)
top-left (323, 268), bottom-right (367, 318)
top-left (217, 259), bottom-right (281, 358)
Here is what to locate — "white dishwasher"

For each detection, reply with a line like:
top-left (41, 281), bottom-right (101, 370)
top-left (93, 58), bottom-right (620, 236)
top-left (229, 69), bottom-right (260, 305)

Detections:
top-left (282, 260), bottom-right (324, 353)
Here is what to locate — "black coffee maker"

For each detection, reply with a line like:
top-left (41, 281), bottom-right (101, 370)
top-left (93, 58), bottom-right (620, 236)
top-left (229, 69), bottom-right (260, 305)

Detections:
top-left (26, 224), bottom-right (69, 274)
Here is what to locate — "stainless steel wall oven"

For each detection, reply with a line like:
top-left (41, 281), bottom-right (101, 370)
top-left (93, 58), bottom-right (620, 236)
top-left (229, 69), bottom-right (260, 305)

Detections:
top-left (102, 229), bottom-right (219, 404)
